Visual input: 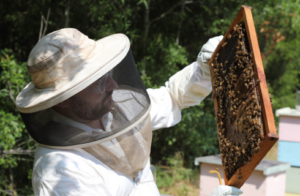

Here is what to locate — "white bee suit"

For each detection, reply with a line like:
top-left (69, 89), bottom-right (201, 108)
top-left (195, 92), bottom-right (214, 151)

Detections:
top-left (32, 62), bottom-right (213, 196)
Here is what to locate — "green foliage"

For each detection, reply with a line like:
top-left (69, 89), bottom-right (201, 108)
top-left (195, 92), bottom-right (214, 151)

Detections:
top-left (254, 1), bottom-right (300, 111)
top-left (0, 49), bottom-right (29, 149)
top-left (156, 152), bottom-right (195, 196)
top-left (0, 0), bottom-right (299, 194)
top-left (0, 49), bottom-right (34, 195)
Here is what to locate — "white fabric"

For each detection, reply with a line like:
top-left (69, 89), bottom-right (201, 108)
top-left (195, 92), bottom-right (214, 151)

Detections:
top-left (33, 61), bottom-right (213, 196)
top-left (210, 185), bottom-right (243, 196)
top-left (197, 35), bottom-right (224, 80)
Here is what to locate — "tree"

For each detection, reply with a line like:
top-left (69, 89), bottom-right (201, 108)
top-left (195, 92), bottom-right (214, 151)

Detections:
top-left (0, 0), bottom-right (299, 194)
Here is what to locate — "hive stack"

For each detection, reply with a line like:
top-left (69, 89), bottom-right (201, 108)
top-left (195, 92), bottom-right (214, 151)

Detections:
top-left (276, 108), bottom-right (300, 194)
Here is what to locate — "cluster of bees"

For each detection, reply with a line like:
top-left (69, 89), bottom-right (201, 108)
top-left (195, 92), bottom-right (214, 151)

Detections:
top-left (211, 23), bottom-right (265, 180)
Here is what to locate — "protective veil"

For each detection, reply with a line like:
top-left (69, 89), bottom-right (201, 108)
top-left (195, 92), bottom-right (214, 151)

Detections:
top-left (16, 29), bottom-right (152, 178)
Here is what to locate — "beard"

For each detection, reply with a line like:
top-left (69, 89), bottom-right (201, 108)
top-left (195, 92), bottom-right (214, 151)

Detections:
top-left (69, 92), bottom-right (113, 121)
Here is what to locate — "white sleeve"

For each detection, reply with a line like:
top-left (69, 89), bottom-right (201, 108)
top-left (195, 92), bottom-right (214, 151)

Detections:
top-left (147, 62), bottom-right (212, 131)
top-left (34, 160), bottom-right (111, 196)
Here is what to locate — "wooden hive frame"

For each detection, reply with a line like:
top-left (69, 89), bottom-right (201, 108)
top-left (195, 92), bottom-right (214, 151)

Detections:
top-left (208, 5), bottom-right (278, 188)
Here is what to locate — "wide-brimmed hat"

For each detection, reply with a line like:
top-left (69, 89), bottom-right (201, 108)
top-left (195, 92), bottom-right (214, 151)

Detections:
top-left (16, 28), bottom-right (130, 113)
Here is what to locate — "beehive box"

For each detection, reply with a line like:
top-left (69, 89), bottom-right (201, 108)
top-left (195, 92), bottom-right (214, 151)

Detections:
top-left (209, 5), bottom-right (279, 188)
top-left (276, 107), bottom-right (300, 167)
top-left (194, 155), bottom-right (290, 196)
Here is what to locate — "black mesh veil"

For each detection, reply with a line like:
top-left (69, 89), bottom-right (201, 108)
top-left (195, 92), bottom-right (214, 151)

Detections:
top-left (20, 49), bottom-right (151, 149)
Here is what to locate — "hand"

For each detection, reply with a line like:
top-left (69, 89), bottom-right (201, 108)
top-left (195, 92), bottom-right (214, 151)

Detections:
top-left (210, 185), bottom-right (243, 196)
top-left (197, 35), bottom-right (223, 79)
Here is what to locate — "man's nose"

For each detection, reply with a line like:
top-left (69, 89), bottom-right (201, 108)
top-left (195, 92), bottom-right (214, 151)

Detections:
top-left (105, 75), bottom-right (118, 92)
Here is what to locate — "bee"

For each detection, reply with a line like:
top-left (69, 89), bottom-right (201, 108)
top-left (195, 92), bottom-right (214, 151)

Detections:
top-left (253, 110), bottom-right (258, 116)
top-left (245, 83), bottom-right (248, 88)
top-left (213, 68), bottom-right (219, 72)
top-left (222, 42), bottom-right (227, 47)
top-left (216, 53), bottom-right (219, 57)
top-left (235, 146), bottom-right (241, 151)
top-left (255, 125), bottom-right (263, 133)
top-left (257, 138), bottom-right (261, 144)
top-left (242, 51), bottom-right (248, 55)
top-left (233, 25), bottom-right (238, 31)
top-left (242, 57), bottom-right (248, 63)
top-left (227, 34), bottom-right (232, 39)
top-left (254, 147), bottom-right (260, 154)
top-left (257, 106), bottom-right (262, 112)
top-left (226, 142), bottom-right (232, 147)
top-left (242, 148), bottom-right (246, 154)
top-left (257, 79), bottom-right (261, 83)
top-left (234, 157), bottom-right (238, 162)
top-left (238, 173), bottom-right (242, 180)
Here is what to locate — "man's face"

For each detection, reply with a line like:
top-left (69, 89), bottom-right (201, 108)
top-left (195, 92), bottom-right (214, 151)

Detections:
top-left (69, 72), bottom-right (118, 121)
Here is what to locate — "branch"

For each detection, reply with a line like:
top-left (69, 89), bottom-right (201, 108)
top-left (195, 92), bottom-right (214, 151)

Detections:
top-left (176, 0), bottom-right (186, 45)
top-left (38, 16), bottom-right (44, 40)
top-left (143, 0), bottom-right (150, 53)
top-left (64, 0), bottom-right (71, 27)
top-left (42, 8), bottom-right (51, 37)
top-left (38, 8), bottom-right (51, 40)
top-left (1, 149), bottom-right (36, 155)
top-left (150, 0), bottom-right (192, 24)
top-left (7, 82), bottom-right (15, 105)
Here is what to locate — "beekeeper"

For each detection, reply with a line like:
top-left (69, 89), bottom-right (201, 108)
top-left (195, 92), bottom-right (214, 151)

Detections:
top-left (16, 29), bottom-right (242, 196)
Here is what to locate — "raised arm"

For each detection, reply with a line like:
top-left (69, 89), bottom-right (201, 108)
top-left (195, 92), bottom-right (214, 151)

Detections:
top-left (147, 36), bottom-right (223, 130)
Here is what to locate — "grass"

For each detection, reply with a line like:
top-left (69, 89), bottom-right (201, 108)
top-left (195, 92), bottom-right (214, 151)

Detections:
top-left (155, 152), bottom-right (200, 196)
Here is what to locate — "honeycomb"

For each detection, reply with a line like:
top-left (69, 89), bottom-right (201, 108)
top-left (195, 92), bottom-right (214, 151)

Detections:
top-left (211, 22), bottom-right (265, 180)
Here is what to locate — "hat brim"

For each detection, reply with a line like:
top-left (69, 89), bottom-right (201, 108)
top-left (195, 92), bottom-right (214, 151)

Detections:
top-left (16, 34), bottom-right (130, 113)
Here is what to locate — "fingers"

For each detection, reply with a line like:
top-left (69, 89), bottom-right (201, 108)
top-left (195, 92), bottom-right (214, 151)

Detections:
top-left (201, 35), bottom-right (224, 53)
top-left (210, 185), bottom-right (243, 196)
